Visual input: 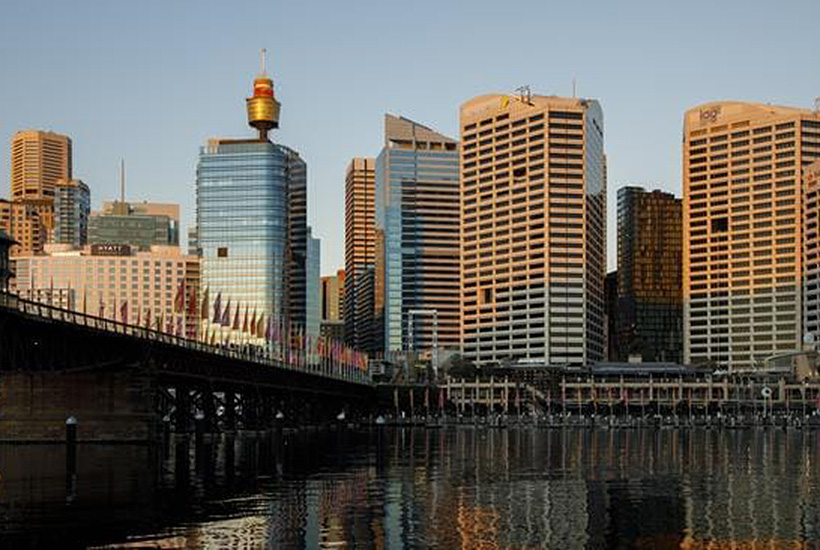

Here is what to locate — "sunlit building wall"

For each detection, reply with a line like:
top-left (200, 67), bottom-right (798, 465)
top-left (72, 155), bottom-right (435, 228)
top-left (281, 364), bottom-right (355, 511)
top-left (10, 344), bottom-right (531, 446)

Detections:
top-left (459, 93), bottom-right (606, 367)
top-left (683, 102), bottom-right (820, 370)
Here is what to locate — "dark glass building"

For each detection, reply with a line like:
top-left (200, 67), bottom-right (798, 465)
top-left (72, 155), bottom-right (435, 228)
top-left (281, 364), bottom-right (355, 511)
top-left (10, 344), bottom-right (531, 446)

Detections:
top-left (616, 187), bottom-right (683, 362)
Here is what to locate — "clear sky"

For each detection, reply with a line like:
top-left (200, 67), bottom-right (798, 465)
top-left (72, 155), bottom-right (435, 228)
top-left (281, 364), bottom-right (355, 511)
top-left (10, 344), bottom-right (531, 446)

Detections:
top-left (1, 0), bottom-right (818, 273)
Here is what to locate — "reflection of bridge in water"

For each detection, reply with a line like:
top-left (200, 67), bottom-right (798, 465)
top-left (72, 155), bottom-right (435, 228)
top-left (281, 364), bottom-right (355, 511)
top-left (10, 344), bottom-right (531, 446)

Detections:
top-left (0, 292), bottom-right (374, 442)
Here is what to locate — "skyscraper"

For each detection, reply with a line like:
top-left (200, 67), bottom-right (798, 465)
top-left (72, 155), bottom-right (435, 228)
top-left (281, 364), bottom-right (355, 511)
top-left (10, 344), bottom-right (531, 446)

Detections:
top-left (306, 227), bottom-right (321, 343)
top-left (616, 186), bottom-right (682, 362)
top-left (460, 93), bottom-right (606, 367)
top-left (683, 101), bottom-right (820, 370)
top-left (53, 178), bottom-right (90, 248)
top-left (803, 160), bottom-right (820, 344)
top-left (375, 114), bottom-right (460, 355)
top-left (285, 147), bottom-right (308, 329)
top-left (321, 269), bottom-right (345, 322)
top-left (11, 130), bottom-right (72, 200)
top-left (344, 157), bottom-right (376, 351)
top-left (197, 54), bottom-right (306, 339)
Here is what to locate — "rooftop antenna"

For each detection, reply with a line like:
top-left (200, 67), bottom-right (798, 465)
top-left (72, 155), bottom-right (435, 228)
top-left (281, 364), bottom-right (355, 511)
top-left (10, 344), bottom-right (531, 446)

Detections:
top-left (120, 159), bottom-right (125, 204)
top-left (572, 77), bottom-right (577, 98)
top-left (260, 48), bottom-right (267, 76)
top-left (815, 97), bottom-right (820, 114)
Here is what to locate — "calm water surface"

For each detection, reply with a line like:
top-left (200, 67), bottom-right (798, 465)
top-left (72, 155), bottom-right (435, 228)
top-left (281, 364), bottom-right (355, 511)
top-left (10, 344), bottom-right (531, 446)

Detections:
top-left (2, 427), bottom-right (820, 548)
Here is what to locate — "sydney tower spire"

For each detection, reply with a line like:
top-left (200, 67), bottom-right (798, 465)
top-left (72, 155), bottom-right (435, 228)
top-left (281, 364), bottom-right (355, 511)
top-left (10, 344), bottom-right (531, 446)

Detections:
top-left (246, 49), bottom-right (281, 141)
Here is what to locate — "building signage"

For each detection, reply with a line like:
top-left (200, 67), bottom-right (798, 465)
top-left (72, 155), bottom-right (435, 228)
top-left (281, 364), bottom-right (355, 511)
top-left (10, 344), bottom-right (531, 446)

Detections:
top-left (90, 243), bottom-right (131, 256)
top-left (699, 106), bottom-right (721, 123)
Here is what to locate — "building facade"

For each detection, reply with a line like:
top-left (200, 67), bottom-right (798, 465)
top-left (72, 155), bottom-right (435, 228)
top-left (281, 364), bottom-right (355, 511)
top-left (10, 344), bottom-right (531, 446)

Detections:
top-left (306, 228), bottom-right (321, 342)
top-left (53, 178), bottom-right (90, 248)
top-left (605, 270), bottom-right (618, 361)
top-left (375, 114), bottom-right (460, 355)
top-left (321, 269), bottom-right (345, 322)
top-left (197, 139), bottom-right (289, 338)
top-left (344, 157), bottom-right (376, 351)
top-left (0, 199), bottom-right (45, 256)
top-left (683, 101), bottom-right (820, 370)
top-left (11, 130), bottom-right (72, 201)
top-left (89, 201), bottom-right (179, 250)
top-left (460, 93), bottom-right (606, 367)
top-left (804, 160), bottom-right (820, 345)
top-left (284, 147), bottom-right (308, 329)
top-left (0, 229), bottom-right (15, 291)
top-left (616, 186), bottom-right (683, 362)
top-left (13, 245), bottom-right (198, 333)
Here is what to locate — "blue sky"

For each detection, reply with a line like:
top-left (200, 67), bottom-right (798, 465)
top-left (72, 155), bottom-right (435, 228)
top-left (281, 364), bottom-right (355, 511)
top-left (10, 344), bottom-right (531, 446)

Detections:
top-left (1, 0), bottom-right (818, 273)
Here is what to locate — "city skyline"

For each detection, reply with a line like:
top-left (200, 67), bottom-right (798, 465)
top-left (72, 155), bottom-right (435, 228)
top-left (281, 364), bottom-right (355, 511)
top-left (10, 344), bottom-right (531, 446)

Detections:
top-left (2, 0), bottom-right (818, 273)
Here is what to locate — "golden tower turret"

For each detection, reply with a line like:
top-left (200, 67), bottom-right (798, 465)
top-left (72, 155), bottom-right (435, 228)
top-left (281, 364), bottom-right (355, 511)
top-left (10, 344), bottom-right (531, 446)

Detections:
top-left (246, 49), bottom-right (281, 141)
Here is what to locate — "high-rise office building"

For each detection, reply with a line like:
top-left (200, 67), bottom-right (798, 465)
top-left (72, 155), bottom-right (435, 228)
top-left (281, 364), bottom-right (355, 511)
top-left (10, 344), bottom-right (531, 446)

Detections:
top-left (803, 160), bottom-right (820, 344)
top-left (53, 178), bottom-right (90, 248)
top-left (321, 269), bottom-right (345, 341)
top-left (306, 228), bottom-right (321, 342)
top-left (197, 55), bottom-right (307, 339)
top-left (285, 147), bottom-right (308, 329)
top-left (344, 157), bottom-right (376, 351)
top-left (11, 130), bottom-right (72, 201)
top-left (89, 201), bottom-right (180, 250)
top-left (604, 271), bottom-right (618, 360)
top-left (321, 269), bottom-right (345, 322)
top-left (375, 114), bottom-right (460, 355)
top-left (460, 93), bottom-right (606, 367)
top-left (683, 101), bottom-right (820, 370)
top-left (616, 186), bottom-right (683, 362)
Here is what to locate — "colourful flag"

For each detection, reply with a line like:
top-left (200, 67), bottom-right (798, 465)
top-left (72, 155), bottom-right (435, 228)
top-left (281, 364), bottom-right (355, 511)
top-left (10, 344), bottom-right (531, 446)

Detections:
top-left (145, 308), bottom-right (152, 330)
top-left (233, 303), bottom-right (240, 331)
top-left (120, 300), bottom-right (128, 324)
top-left (201, 287), bottom-right (209, 320)
top-left (221, 300), bottom-right (231, 326)
top-left (188, 286), bottom-right (197, 317)
top-left (242, 305), bottom-right (249, 334)
top-left (174, 279), bottom-right (186, 314)
top-left (212, 292), bottom-right (222, 324)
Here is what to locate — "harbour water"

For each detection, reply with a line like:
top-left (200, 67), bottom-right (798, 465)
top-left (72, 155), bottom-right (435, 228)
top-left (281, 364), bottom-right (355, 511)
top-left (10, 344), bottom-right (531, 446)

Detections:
top-left (3, 426), bottom-right (820, 548)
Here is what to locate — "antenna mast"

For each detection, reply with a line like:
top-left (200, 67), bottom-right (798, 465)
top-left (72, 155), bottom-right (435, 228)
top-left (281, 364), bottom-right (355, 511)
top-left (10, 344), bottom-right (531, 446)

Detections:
top-left (120, 159), bottom-right (125, 204)
top-left (260, 48), bottom-right (267, 76)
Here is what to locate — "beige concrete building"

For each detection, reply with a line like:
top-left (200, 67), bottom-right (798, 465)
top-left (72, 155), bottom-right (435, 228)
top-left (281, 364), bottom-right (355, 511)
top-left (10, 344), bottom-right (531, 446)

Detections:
top-left (344, 157), bottom-right (376, 350)
top-left (13, 244), bottom-right (200, 336)
top-left (0, 199), bottom-right (46, 256)
top-left (804, 160), bottom-right (820, 344)
top-left (460, 93), bottom-right (606, 367)
top-left (321, 269), bottom-right (345, 322)
top-left (11, 130), bottom-right (72, 200)
top-left (683, 101), bottom-right (820, 370)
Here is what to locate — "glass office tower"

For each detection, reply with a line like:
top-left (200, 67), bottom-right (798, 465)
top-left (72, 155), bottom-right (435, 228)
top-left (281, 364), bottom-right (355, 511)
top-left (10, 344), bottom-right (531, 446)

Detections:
top-left (375, 114), bottom-right (460, 354)
top-left (197, 139), bottom-right (289, 333)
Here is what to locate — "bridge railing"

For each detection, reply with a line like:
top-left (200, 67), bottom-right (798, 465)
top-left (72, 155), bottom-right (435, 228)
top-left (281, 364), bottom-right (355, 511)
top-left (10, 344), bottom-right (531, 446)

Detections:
top-left (0, 292), bottom-right (371, 386)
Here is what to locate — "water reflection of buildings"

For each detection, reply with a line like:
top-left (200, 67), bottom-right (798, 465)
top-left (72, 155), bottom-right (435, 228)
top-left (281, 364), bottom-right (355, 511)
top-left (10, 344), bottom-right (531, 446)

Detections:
top-left (8, 429), bottom-right (820, 548)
